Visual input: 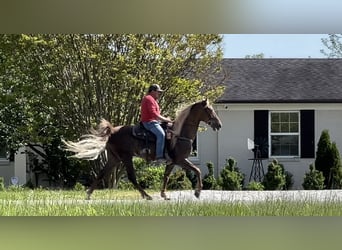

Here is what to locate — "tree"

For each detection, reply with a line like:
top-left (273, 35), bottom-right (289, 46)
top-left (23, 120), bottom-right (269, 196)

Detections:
top-left (321, 34), bottom-right (342, 58)
top-left (329, 142), bottom-right (342, 189)
top-left (245, 53), bottom-right (265, 59)
top-left (315, 130), bottom-right (333, 188)
top-left (0, 34), bottom-right (225, 187)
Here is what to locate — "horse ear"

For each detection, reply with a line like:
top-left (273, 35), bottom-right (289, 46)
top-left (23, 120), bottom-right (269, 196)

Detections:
top-left (201, 99), bottom-right (208, 107)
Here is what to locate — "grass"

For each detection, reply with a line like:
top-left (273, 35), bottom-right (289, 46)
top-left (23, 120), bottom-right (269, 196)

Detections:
top-left (1, 187), bottom-right (342, 216)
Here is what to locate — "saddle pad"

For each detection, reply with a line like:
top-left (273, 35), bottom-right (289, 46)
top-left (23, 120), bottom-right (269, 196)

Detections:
top-left (132, 124), bottom-right (156, 141)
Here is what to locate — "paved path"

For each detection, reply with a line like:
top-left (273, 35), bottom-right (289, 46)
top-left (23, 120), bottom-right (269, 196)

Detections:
top-left (154, 190), bottom-right (342, 203)
top-left (1, 190), bottom-right (342, 205)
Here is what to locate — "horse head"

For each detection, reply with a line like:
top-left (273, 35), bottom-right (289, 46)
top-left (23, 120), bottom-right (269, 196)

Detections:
top-left (199, 99), bottom-right (222, 131)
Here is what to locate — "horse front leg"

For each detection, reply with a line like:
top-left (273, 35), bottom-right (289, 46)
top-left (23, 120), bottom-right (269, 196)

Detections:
top-left (161, 163), bottom-right (175, 200)
top-left (123, 157), bottom-right (152, 200)
top-left (181, 159), bottom-right (203, 198)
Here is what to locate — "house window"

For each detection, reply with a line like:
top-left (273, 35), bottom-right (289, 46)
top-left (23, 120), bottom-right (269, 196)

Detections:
top-left (270, 111), bottom-right (300, 157)
top-left (254, 110), bottom-right (314, 159)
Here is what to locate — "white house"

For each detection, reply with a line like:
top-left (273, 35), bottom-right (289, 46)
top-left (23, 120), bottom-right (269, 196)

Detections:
top-left (197, 58), bottom-right (342, 189)
top-left (3, 58), bottom-right (342, 190)
top-left (0, 147), bottom-right (27, 186)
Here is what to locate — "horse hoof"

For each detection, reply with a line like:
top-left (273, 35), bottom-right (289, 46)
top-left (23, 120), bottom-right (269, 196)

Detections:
top-left (161, 192), bottom-right (169, 200)
top-left (194, 190), bottom-right (201, 199)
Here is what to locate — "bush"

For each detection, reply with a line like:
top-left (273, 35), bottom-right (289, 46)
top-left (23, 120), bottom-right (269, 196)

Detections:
top-left (218, 158), bottom-right (244, 190)
top-left (202, 162), bottom-right (218, 190)
top-left (167, 169), bottom-right (193, 190)
top-left (73, 182), bottom-right (85, 191)
top-left (315, 130), bottom-right (333, 188)
top-left (302, 164), bottom-right (325, 190)
top-left (246, 181), bottom-right (264, 191)
top-left (185, 169), bottom-right (197, 189)
top-left (262, 159), bottom-right (286, 190)
top-left (283, 170), bottom-right (294, 190)
top-left (137, 166), bottom-right (164, 190)
top-left (329, 142), bottom-right (342, 189)
top-left (278, 164), bottom-right (294, 190)
top-left (118, 180), bottom-right (135, 190)
top-left (0, 177), bottom-right (4, 191)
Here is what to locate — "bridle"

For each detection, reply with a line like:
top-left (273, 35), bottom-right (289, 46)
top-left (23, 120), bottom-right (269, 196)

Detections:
top-left (203, 105), bottom-right (217, 126)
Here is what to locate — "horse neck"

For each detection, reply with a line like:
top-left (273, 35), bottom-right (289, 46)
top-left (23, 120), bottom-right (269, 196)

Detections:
top-left (179, 116), bottom-right (200, 140)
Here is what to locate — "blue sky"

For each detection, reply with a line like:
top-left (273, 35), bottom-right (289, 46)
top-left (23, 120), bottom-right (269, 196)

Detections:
top-left (222, 34), bottom-right (330, 58)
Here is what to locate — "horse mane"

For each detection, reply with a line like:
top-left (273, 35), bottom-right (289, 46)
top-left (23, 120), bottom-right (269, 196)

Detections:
top-left (170, 103), bottom-right (194, 148)
top-left (172, 100), bottom-right (210, 136)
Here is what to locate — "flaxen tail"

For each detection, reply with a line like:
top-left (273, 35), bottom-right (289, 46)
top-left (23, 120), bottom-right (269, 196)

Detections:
top-left (62, 119), bottom-right (114, 160)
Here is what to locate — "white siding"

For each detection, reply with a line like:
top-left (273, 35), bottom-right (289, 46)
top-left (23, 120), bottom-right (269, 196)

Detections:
top-left (197, 103), bottom-right (342, 189)
top-left (0, 162), bottom-right (14, 186)
top-left (14, 147), bottom-right (27, 185)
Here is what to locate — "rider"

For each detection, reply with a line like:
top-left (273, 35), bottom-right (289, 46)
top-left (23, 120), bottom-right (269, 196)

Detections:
top-left (140, 84), bottom-right (172, 164)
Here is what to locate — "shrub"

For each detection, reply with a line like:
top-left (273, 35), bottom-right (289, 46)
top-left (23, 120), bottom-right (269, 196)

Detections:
top-left (302, 164), bottom-right (325, 190)
top-left (137, 166), bottom-right (164, 190)
top-left (315, 130), bottom-right (333, 188)
top-left (329, 142), bottom-right (342, 189)
top-left (118, 180), bottom-right (135, 190)
top-left (262, 159), bottom-right (286, 190)
top-left (278, 164), bottom-right (294, 190)
top-left (0, 177), bottom-right (4, 191)
top-left (167, 169), bottom-right (193, 190)
top-left (218, 158), bottom-right (244, 190)
top-left (73, 182), bottom-right (85, 191)
top-left (185, 169), bottom-right (197, 189)
top-left (246, 181), bottom-right (264, 191)
top-left (283, 170), bottom-right (294, 190)
top-left (202, 162), bottom-right (218, 190)
top-left (117, 159), bottom-right (165, 190)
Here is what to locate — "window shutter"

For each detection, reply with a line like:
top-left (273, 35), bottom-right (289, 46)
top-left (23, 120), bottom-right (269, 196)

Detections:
top-left (254, 110), bottom-right (269, 158)
top-left (300, 110), bottom-right (315, 158)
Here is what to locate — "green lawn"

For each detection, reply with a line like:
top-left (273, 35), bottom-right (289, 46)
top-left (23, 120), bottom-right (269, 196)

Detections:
top-left (1, 188), bottom-right (342, 216)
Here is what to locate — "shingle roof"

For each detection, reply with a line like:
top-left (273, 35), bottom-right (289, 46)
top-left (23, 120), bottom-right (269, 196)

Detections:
top-left (216, 58), bottom-right (342, 103)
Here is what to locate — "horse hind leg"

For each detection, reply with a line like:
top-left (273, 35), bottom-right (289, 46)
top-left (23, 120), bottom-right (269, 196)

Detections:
top-left (86, 150), bottom-right (119, 200)
top-left (86, 161), bottom-right (114, 200)
top-left (123, 157), bottom-right (152, 200)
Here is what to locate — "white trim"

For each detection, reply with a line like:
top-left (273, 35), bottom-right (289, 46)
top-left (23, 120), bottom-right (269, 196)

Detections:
top-left (215, 103), bottom-right (342, 111)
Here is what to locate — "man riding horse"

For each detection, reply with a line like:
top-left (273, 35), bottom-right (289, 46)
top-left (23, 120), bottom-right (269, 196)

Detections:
top-left (140, 84), bottom-right (172, 165)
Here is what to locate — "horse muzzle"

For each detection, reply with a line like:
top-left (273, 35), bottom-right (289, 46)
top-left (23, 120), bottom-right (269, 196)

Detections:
top-left (207, 119), bottom-right (222, 131)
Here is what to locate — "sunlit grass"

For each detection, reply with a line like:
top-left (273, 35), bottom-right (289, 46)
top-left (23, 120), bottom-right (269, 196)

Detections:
top-left (1, 188), bottom-right (342, 216)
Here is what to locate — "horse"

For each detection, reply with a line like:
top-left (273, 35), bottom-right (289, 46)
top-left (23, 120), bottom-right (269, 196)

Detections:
top-left (63, 99), bottom-right (222, 200)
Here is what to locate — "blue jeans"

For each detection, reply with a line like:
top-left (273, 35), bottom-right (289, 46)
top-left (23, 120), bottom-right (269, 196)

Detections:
top-left (142, 121), bottom-right (165, 159)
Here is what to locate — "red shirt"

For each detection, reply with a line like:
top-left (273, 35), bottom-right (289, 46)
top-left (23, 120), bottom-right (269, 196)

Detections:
top-left (140, 94), bottom-right (160, 122)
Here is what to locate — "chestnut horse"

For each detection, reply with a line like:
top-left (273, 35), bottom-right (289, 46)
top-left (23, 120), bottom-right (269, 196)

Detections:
top-left (63, 99), bottom-right (222, 200)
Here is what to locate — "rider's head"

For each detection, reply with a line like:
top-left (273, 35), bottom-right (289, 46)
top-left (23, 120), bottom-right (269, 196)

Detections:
top-left (148, 84), bottom-right (164, 93)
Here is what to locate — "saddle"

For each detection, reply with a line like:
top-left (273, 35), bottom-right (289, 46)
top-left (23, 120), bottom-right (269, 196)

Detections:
top-left (132, 122), bottom-right (174, 162)
top-left (132, 122), bottom-right (157, 142)
top-left (132, 122), bottom-right (171, 142)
